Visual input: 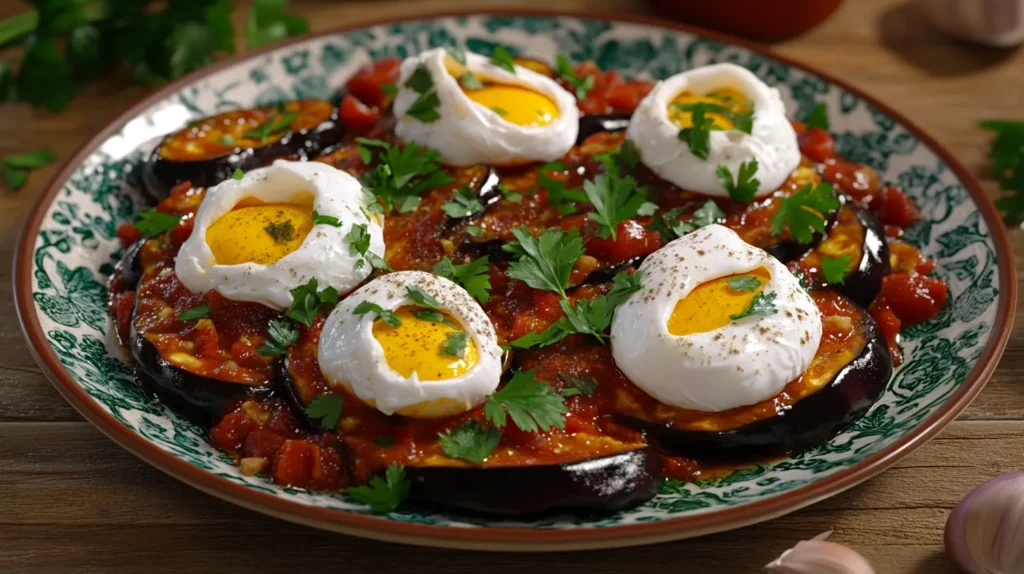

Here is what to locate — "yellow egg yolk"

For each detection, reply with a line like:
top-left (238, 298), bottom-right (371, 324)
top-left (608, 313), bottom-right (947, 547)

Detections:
top-left (668, 88), bottom-right (752, 131)
top-left (205, 201), bottom-right (313, 266)
top-left (667, 267), bottom-right (772, 336)
top-left (372, 306), bottom-right (479, 380)
top-left (459, 77), bottom-right (560, 127)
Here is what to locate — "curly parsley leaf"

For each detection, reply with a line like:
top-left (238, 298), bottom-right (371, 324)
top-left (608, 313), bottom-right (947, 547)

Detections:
top-left (729, 291), bottom-right (778, 321)
top-left (555, 54), bottom-right (594, 100)
top-left (357, 139), bottom-right (453, 214)
top-left (287, 278), bottom-right (339, 327)
top-left (726, 275), bottom-right (762, 292)
top-left (305, 394), bottom-right (344, 431)
top-left (177, 304), bottom-right (209, 321)
top-left (980, 120), bottom-right (1024, 224)
top-left (312, 210), bottom-right (341, 227)
top-left (489, 46), bottom-right (516, 74)
top-left (347, 463), bottom-right (409, 514)
top-left (503, 227), bottom-right (584, 299)
top-left (558, 373), bottom-right (598, 398)
top-left (770, 182), bottom-right (839, 244)
top-left (804, 102), bottom-right (830, 131)
top-left (441, 185), bottom-right (484, 219)
top-left (441, 330), bottom-right (470, 359)
top-left (438, 420), bottom-right (500, 464)
top-left (353, 301), bottom-right (401, 327)
top-left (257, 317), bottom-right (299, 356)
top-left (133, 210), bottom-right (183, 238)
top-left (406, 285), bottom-right (441, 309)
top-left (583, 157), bottom-right (650, 240)
top-left (821, 254), bottom-right (853, 285)
top-left (677, 104), bottom-right (717, 160)
top-left (715, 159), bottom-right (760, 203)
top-left (484, 370), bottom-right (567, 433)
top-left (431, 256), bottom-right (492, 303)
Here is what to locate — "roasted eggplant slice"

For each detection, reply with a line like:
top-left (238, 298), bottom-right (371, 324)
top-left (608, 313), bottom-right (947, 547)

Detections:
top-left (407, 448), bottom-right (662, 515)
top-left (616, 291), bottom-right (892, 460)
top-left (112, 240), bottom-right (144, 292)
top-left (142, 100), bottom-right (343, 201)
top-left (576, 113), bottom-right (632, 146)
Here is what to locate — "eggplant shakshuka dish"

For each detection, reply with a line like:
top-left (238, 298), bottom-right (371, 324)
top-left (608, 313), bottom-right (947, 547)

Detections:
top-left (110, 48), bottom-right (948, 515)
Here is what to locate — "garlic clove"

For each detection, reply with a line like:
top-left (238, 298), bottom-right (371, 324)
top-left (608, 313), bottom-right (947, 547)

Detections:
top-left (766, 533), bottom-right (876, 574)
top-left (946, 471), bottom-right (1024, 574)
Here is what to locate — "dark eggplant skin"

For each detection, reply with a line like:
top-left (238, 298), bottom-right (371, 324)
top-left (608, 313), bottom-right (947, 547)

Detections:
top-left (141, 102), bottom-right (344, 202)
top-left (275, 357), bottom-right (327, 434)
top-left (839, 204), bottom-right (890, 308)
top-left (475, 167), bottom-right (502, 207)
top-left (113, 240), bottom-right (144, 292)
top-left (617, 311), bottom-right (892, 461)
top-left (407, 448), bottom-right (662, 515)
top-left (576, 114), bottom-right (632, 146)
top-left (129, 304), bottom-right (272, 424)
top-left (763, 197), bottom-right (846, 263)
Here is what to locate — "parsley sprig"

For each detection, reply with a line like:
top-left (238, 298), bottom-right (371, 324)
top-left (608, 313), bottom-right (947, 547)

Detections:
top-left (980, 120), bottom-right (1024, 224)
top-left (726, 275), bottom-right (762, 292)
top-left (821, 254), bottom-right (852, 284)
top-left (243, 110), bottom-right (299, 143)
top-left (538, 162), bottom-right (587, 215)
top-left (402, 63), bottom-right (440, 122)
top-left (804, 102), bottom-right (830, 131)
top-left (133, 210), bottom-right (183, 238)
top-left (583, 156), bottom-right (655, 240)
top-left (646, 200), bottom-right (725, 242)
top-left (305, 395), bottom-right (344, 431)
top-left (406, 285), bottom-right (441, 309)
top-left (502, 227), bottom-right (584, 299)
top-left (489, 46), bottom-right (517, 74)
top-left (286, 278), bottom-right (338, 327)
top-left (178, 304), bottom-right (209, 321)
top-left (348, 463), bottom-right (409, 514)
top-left (716, 159), bottom-right (760, 202)
top-left (346, 223), bottom-right (388, 270)
top-left (257, 318), bottom-right (299, 356)
top-left (357, 138), bottom-right (454, 214)
top-left (673, 101), bottom-right (753, 134)
top-left (770, 182), bottom-right (839, 244)
top-left (557, 373), bottom-right (598, 397)
top-left (441, 331), bottom-right (471, 359)
top-left (431, 256), bottom-right (492, 303)
top-left (438, 420), bottom-right (501, 463)
top-left (555, 54), bottom-right (594, 100)
top-left (677, 104), bottom-right (718, 160)
top-left (353, 301), bottom-right (401, 327)
top-left (729, 292), bottom-right (778, 321)
top-left (484, 370), bottom-right (567, 432)
top-left (441, 185), bottom-right (484, 219)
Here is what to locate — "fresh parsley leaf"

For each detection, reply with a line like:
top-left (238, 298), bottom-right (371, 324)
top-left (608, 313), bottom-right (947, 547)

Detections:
top-left (347, 463), bottom-right (410, 514)
top-left (133, 210), bottom-right (183, 238)
top-left (457, 72), bottom-right (483, 90)
top-left (257, 317), bottom-right (299, 356)
top-left (465, 225), bottom-right (485, 237)
top-left (404, 64), bottom-right (433, 94)
top-left (353, 301), bottom-right (401, 327)
top-left (557, 373), bottom-right (598, 397)
top-left (489, 46), bottom-right (516, 74)
top-left (357, 139), bottom-right (453, 214)
top-left (3, 165), bottom-right (27, 190)
top-left (305, 394), bottom-right (344, 431)
top-left (441, 185), bottom-right (484, 219)
top-left (4, 147), bottom-right (55, 169)
top-left (247, 0), bottom-right (309, 48)
top-left (312, 210), bottom-right (341, 226)
top-left (674, 101), bottom-right (753, 135)
top-left (770, 182), bottom-right (840, 244)
top-left (583, 158), bottom-right (649, 240)
top-left (502, 227), bottom-right (584, 298)
top-left (232, 167), bottom-right (244, 180)
top-left (715, 159), bottom-right (760, 202)
top-left (489, 106), bottom-right (508, 117)
top-left (346, 223), bottom-right (388, 270)
top-left (380, 83), bottom-right (398, 97)
top-left (677, 104), bottom-right (717, 160)
top-left (431, 256), bottom-right (492, 303)
top-left (821, 254), bottom-right (853, 284)
top-left (504, 321), bottom-right (572, 350)
top-left (726, 275), bottom-right (762, 292)
top-left (617, 139), bottom-right (641, 170)
top-left (441, 330), bottom-right (470, 359)
top-left (499, 185), bottom-right (522, 203)
top-left (411, 309), bottom-right (458, 329)
top-left (287, 278), bottom-right (338, 327)
top-left (804, 102), bottom-right (830, 131)
top-left (554, 54), bottom-right (594, 100)
top-left (177, 304), bottom-right (210, 321)
top-left (730, 291), bottom-right (778, 321)
top-left (264, 220), bottom-right (295, 243)
top-left (438, 420), bottom-right (500, 463)
top-left (405, 90), bottom-right (440, 122)
top-left (484, 370), bottom-right (567, 433)
top-left (538, 161), bottom-right (587, 214)
top-left (445, 45), bottom-right (467, 65)
top-left (980, 120), bottom-right (1024, 224)
top-left (406, 285), bottom-right (441, 309)
top-left (243, 110), bottom-right (299, 143)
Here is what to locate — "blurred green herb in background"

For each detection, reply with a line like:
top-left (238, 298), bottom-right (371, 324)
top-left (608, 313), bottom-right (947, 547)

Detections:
top-left (980, 120), bottom-right (1024, 226)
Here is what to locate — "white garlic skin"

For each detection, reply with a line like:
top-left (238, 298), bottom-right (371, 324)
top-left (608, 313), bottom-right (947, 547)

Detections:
top-left (766, 539), bottom-right (877, 574)
top-left (946, 471), bottom-right (1024, 574)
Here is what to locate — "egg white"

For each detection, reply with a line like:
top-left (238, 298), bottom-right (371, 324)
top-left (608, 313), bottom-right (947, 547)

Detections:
top-left (392, 47), bottom-right (579, 166)
top-left (610, 224), bottom-right (822, 412)
top-left (318, 271), bottom-right (503, 418)
top-left (625, 63), bottom-right (801, 199)
top-left (175, 160), bottom-right (383, 310)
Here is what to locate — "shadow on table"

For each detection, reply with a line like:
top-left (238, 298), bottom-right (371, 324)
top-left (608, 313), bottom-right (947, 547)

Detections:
top-left (877, 2), bottom-right (1019, 76)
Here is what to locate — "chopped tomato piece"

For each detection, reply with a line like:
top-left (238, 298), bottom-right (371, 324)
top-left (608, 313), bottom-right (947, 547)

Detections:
top-left (110, 290), bottom-right (135, 345)
top-left (168, 212), bottom-right (194, 247)
top-left (272, 440), bottom-right (344, 490)
top-left (797, 127), bottom-right (834, 163)
top-left (607, 81), bottom-right (655, 112)
top-left (889, 241), bottom-right (935, 275)
top-left (876, 273), bottom-right (948, 326)
top-left (869, 303), bottom-right (903, 366)
top-left (209, 411), bottom-right (259, 453)
top-left (339, 94), bottom-right (381, 135)
top-left (345, 58), bottom-right (400, 109)
top-left (116, 223), bottom-right (142, 248)
top-left (243, 429), bottom-right (287, 459)
top-left (822, 158), bottom-right (879, 200)
top-left (871, 186), bottom-right (919, 229)
top-left (562, 215), bottom-right (663, 264)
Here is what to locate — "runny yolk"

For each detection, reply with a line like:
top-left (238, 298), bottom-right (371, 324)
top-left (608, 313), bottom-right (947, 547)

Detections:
top-left (667, 88), bottom-right (752, 131)
top-left (372, 306), bottom-right (479, 380)
top-left (667, 267), bottom-right (772, 336)
top-left (205, 200), bottom-right (313, 266)
top-left (459, 77), bottom-right (560, 127)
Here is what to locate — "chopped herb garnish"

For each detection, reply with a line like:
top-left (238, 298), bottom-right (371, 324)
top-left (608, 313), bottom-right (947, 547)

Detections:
top-left (438, 420), bottom-right (500, 463)
top-left (347, 463), bottom-right (409, 514)
top-left (445, 45), bottom-right (467, 65)
top-left (715, 159), bottom-right (760, 203)
top-left (305, 395), bottom-right (344, 431)
top-left (357, 138), bottom-right (453, 214)
top-left (583, 156), bottom-right (651, 240)
top-left (133, 210), bottom-right (183, 238)
top-left (405, 90), bottom-right (441, 123)
top-left (502, 227), bottom-right (584, 299)
top-left (406, 285), bottom-right (441, 309)
top-left (177, 304), bottom-right (209, 321)
top-left (730, 291), bottom-right (778, 321)
top-left (677, 104), bottom-right (717, 160)
top-left (411, 309), bottom-right (458, 329)
top-left (257, 318), bottom-right (299, 356)
top-left (441, 185), bottom-right (484, 219)
top-left (441, 330), bottom-right (470, 359)
top-left (804, 102), bottom-right (830, 131)
top-left (821, 254), bottom-right (853, 285)
top-left (499, 185), bottom-right (523, 203)
top-left (558, 373), bottom-right (598, 398)
top-left (243, 110), bottom-right (299, 143)
top-left (404, 64), bottom-right (433, 94)
top-left (458, 72), bottom-right (483, 90)
top-left (489, 46), bottom-right (517, 74)
top-left (346, 222), bottom-right (388, 270)
top-left (555, 54), bottom-right (594, 100)
top-left (465, 225), bottom-right (485, 237)
top-left (380, 83), bottom-right (398, 97)
top-left (537, 161), bottom-right (587, 214)
top-left (489, 106), bottom-right (508, 117)
top-left (353, 301), bottom-right (401, 327)
top-left (726, 275), bottom-right (762, 292)
top-left (312, 210), bottom-right (341, 226)
top-left (770, 182), bottom-right (839, 244)
top-left (286, 278), bottom-right (339, 327)
top-left (673, 101), bottom-right (753, 135)
top-left (263, 220), bottom-right (295, 243)
top-left (232, 167), bottom-right (244, 180)
top-left (431, 256), bottom-right (492, 303)
top-left (484, 370), bottom-right (567, 432)
top-left (1, 147), bottom-right (56, 189)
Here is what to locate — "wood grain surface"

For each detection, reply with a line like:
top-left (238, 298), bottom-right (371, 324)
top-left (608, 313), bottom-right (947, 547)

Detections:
top-left (2, 0), bottom-right (1022, 571)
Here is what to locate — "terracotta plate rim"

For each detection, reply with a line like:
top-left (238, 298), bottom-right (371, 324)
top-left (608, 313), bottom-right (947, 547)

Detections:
top-left (13, 7), bottom-right (1017, 551)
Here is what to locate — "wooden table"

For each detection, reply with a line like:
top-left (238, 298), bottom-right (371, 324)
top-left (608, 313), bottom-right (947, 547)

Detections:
top-left (2, 0), bottom-right (1022, 571)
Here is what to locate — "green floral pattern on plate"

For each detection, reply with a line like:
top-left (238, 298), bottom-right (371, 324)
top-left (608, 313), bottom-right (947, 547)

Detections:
top-left (27, 15), bottom-right (999, 530)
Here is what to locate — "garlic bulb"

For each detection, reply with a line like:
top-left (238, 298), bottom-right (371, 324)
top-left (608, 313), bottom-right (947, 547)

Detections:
top-left (766, 531), bottom-right (876, 574)
top-left (946, 471), bottom-right (1024, 573)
